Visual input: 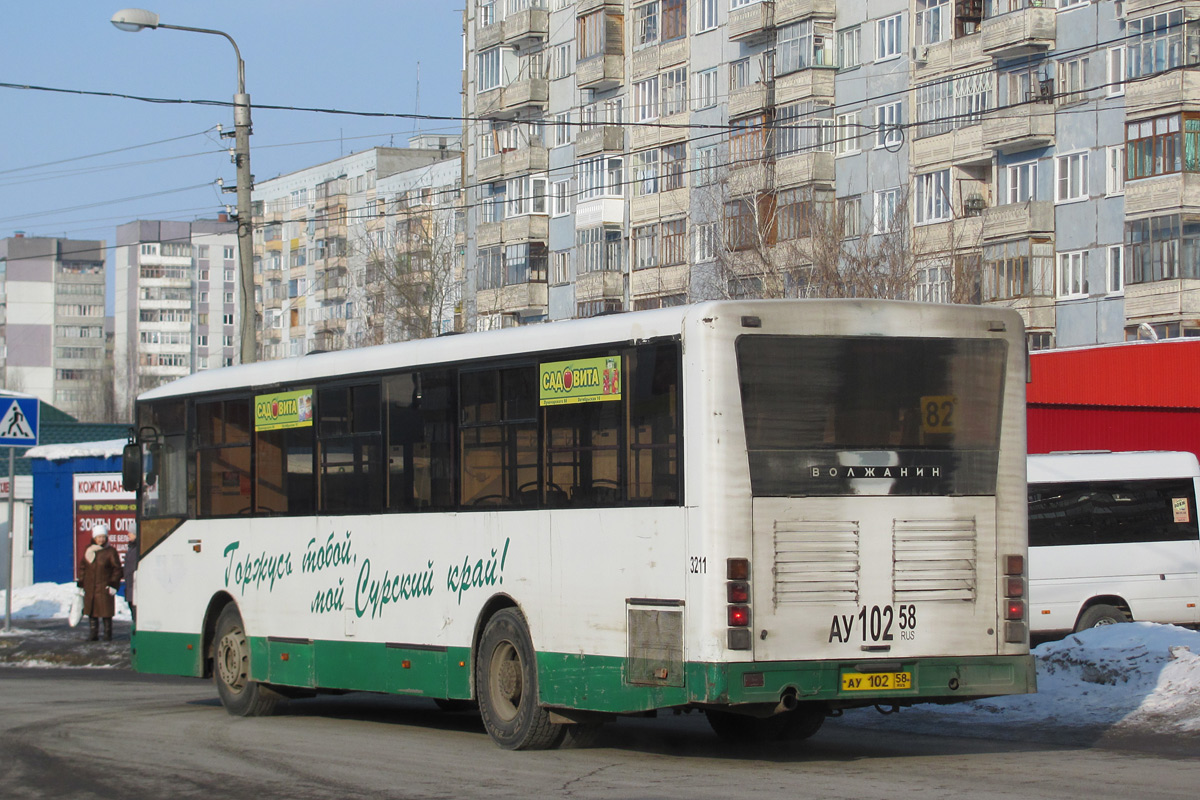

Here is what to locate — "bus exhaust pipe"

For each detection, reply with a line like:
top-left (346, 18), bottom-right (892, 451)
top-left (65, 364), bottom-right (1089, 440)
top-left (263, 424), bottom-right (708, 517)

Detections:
top-left (775, 690), bottom-right (799, 714)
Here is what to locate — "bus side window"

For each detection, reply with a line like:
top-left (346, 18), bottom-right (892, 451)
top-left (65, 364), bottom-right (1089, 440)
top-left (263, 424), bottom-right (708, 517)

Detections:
top-left (386, 370), bottom-right (458, 512)
top-left (318, 383), bottom-right (383, 514)
top-left (255, 425), bottom-right (315, 516)
top-left (195, 399), bottom-right (253, 517)
top-left (629, 343), bottom-right (680, 505)
top-left (460, 367), bottom-right (538, 507)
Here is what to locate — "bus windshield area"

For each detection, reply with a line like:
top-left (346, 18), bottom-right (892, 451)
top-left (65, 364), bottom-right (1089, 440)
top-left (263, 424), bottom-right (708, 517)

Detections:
top-left (736, 335), bottom-right (1007, 497)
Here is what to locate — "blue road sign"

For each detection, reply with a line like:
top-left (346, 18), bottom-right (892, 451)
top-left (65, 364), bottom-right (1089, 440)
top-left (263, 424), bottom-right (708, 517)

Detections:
top-left (0, 397), bottom-right (38, 447)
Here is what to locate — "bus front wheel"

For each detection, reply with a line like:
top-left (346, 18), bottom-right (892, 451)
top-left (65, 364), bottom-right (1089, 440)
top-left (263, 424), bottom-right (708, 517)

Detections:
top-left (213, 605), bottom-right (280, 717)
top-left (476, 609), bottom-right (564, 750)
top-left (1076, 604), bottom-right (1128, 631)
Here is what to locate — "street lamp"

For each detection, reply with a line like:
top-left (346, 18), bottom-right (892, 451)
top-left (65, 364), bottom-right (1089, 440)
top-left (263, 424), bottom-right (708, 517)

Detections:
top-left (111, 8), bottom-right (257, 364)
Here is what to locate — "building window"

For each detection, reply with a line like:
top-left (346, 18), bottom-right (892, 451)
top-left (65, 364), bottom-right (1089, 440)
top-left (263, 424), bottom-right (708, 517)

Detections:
top-left (551, 250), bottom-right (570, 285)
top-left (1107, 245), bottom-right (1124, 295)
top-left (915, 68), bottom-right (991, 139)
top-left (505, 174), bottom-right (548, 216)
top-left (578, 9), bottom-right (622, 61)
top-left (1106, 145), bottom-right (1125, 196)
top-left (915, 0), bottom-right (949, 47)
top-left (1126, 214), bottom-right (1200, 283)
top-left (577, 226), bottom-right (623, 273)
top-left (694, 67), bottom-right (718, 109)
top-left (840, 195), bottom-right (863, 239)
top-left (478, 47), bottom-right (502, 92)
top-left (223, 247), bottom-right (235, 261)
top-left (1055, 151), bottom-right (1089, 203)
top-left (836, 111), bottom-right (860, 156)
top-left (551, 43), bottom-right (573, 80)
top-left (504, 243), bottom-right (548, 285)
top-left (633, 149), bottom-right (660, 196)
top-left (633, 224), bottom-right (659, 270)
top-left (197, 334), bottom-right (208, 347)
top-left (662, 0), bottom-right (686, 42)
top-left (223, 313), bottom-right (234, 326)
top-left (578, 156), bottom-right (624, 199)
top-left (777, 19), bottom-right (834, 75)
top-left (1007, 161), bottom-right (1038, 204)
top-left (731, 114), bottom-right (771, 163)
top-left (725, 194), bottom-right (776, 251)
top-left (1056, 56), bottom-right (1090, 106)
top-left (776, 101), bottom-right (834, 157)
top-left (634, 76), bottom-right (660, 122)
top-left (552, 180), bottom-right (571, 216)
top-left (1128, 11), bottom-right (1200, 79)
top-left (875, 102), bottom-right (902, 149)
top-left (634, 1), bottom-right (659, 47)
top-left (837, 26), bottom-right (861, 70)
top-left (699, 0), bottom-right (718, 32)
top-left (661, 67), bottom-right (688, 116)
top-left (914, 169), bottom-right (952, 225)
top-left (777, 187), bottom-right (832, 240)
top-left (1057, 250), bottom-right (1089, 299)
top-left (983, 238), bottom-right (1054, 300)
top-left (695, 144), bottom-right (719, 186)
top-left (554, 112), bottom-right (571, 147)
top-left (915, 260), bottom-right (952, 304)
top-left (876, 14), bottom-right (902, 62)
top-left (873, 188), bottom-right (899, 234)
top-left (661, 218), bottom-right (686, 265)
top-left (695, 222), bottom-right (718, 261)
top-left (1106, 46), bottom-right (1126, 97)
top-left (1126, 113), bottom-right (1200, 180)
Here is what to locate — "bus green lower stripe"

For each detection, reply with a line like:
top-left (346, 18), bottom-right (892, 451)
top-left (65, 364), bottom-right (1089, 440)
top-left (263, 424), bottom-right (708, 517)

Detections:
top-left (131, 629), bottom-right (1035, 713)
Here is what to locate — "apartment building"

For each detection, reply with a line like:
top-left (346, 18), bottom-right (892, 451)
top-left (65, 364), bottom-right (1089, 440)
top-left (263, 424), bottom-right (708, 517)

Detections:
top-left (460, 0), bottom-right (1200, 349)
top-left (112, 218), bottom-right (240, 421)
top-left (251, 143), bottom-right (460, 359)
top-left (0, 234), bottom-right (109, 421)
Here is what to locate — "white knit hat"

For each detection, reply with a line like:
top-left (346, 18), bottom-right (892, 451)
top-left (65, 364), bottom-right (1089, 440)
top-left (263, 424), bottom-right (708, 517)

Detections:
top-left (92, 522), bottom-right (110, 539)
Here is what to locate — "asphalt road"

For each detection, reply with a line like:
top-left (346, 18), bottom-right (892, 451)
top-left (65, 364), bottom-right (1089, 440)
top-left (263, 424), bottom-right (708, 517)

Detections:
top-left (0, 666), bottom-right (1197, 800)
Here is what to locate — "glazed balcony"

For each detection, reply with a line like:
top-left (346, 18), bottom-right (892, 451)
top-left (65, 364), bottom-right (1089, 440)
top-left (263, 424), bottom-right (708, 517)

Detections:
top-left (1126, 68), bottom-right (1200, 117)
top-left (476, 143), bottom-right (549, 183)
top-left (775, 0), bottom-right (835, 25)
top-left (1124, 172), bottom-right (1200, 218)
top-left (729, 81), bottom-right (774, 119)
top-left (981, 200), bottom-right (1054, 241)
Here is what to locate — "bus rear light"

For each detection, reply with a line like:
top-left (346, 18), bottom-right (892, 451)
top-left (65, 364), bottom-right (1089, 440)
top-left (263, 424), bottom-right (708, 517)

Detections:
top-left (1005, 577), bottom-right (1025, 598)
top-left (727, 558), bottom-right (750, 581)
top-left (1005, 600), bottom-right (1025, 621)
top-left (728, 605), bottom-right (750, 627)
top-left (1005, 622), bottom-right (1027, 643)
top-left (1005, 554), bottom-right (1024, 576)
top-left (727, 581), bottom-right (749, 603)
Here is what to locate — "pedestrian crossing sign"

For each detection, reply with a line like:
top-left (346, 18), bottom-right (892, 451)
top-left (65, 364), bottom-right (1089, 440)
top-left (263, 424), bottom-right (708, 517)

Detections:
top-left (0, 397), bottom-right (38, 447)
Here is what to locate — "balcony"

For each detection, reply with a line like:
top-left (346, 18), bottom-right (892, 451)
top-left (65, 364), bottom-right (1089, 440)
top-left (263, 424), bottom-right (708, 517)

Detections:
top-left (775, 150), bottom-right (834, 187)
top-left (982, 104), bottom-right (1055, 153)
top-left (575, 126), bottom-right (624, 157)
top-left (729, 81), bottom-right (774, 118)
top-left (502, 8), bottom-right (549, 45)
top-left (496, 78), bottom-right (549, 117)
top-left (476, 21), bottom-right (503, 51)
top-left (1126, 68), bottom-right (1200, 117)
top-left (982, 8), bottom-right (1056, 59)
top-left (1125, 172), bottom-right (1200, 218)
top-left (631, 264), bottom-right (688, 298)
top-left (577, 54), bottom-right (623, 92)
top-left (476, 144), bottom-right (549, 183)
top-left (575, 269), bottom-right (624, 302)
top-left (1125, 279), bottom-right (1200, 320)
top-left (477, 282), bottom-right (548, 315)
top-left (501, 214), bottom-right (549, 243)
top-left (910, 125), bottom-right (990, 169)
top-left (774, 68), bottom-right (835, 105)
top-left (630, 188), bottom-right (688, 222)
top-left (631, 111), bottom-right (689, 150)
top-left (317, 317), bottom-right (346, 333)
top-left (981, 200), bottom-right (1054, 242)
top-left (775, 0), bottom-right (835, 25)
top-left (729, 1), bottom-right (775, 43)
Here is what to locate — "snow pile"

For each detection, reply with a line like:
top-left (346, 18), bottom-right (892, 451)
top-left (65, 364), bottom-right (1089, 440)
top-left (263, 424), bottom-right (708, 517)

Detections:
top-left (0, 581), bottom-right (132, 625)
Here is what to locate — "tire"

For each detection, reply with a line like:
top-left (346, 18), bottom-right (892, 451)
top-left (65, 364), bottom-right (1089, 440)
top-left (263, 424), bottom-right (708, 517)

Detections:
top-left (706, 706), bottom-right (825, 743)
top-left (476, 608), bottom-right (564, 750)
top-left (1075, 604), bottom-right (1129, 631)
top-left (212, 605), bottom-right (280, 717)
top-left (560, 722), bottom-right (605, 749)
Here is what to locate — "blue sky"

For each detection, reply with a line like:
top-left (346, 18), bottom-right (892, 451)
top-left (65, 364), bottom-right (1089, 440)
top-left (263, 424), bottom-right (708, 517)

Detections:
top-left (0, 1), bottom-right (464, 243)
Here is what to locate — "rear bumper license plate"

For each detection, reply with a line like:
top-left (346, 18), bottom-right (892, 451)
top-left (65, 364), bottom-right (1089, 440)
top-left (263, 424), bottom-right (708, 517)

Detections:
top-left (841, 671), bottom-right (912, 691)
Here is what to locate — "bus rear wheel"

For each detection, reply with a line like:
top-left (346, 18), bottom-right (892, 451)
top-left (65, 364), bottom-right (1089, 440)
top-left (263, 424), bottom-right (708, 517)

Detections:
top-left (213, 605), bottom-right (280, 717)
top-left (476, 608), bottom-right (564, 750)
top-left (1076, 604), bottom-right (1128, 631)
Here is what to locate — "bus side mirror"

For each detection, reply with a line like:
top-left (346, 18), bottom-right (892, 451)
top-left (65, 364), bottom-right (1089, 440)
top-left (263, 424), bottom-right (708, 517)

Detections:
top-left (122, 443), bottom-right (142, 493)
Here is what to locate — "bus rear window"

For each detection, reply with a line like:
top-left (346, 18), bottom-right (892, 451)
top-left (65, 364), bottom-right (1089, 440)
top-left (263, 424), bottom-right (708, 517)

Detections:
top-left (736, 335), bottom-right (1007, 497)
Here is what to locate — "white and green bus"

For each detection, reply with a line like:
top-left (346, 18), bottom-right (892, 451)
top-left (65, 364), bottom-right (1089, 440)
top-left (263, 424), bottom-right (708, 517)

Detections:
top-left (124, 300), bottom-right (1035, 749)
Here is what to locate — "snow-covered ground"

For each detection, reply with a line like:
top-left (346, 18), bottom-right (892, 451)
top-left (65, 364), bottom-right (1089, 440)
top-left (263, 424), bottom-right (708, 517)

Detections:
top-left (1, 581), bottom-right (132, 623)
top-left (2, 583), bottom-right (1197, 738)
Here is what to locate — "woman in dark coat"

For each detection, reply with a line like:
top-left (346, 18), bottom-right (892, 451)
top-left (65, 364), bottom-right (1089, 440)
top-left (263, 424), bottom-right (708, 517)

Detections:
top-left (78, 523), bottom-right (123, 641)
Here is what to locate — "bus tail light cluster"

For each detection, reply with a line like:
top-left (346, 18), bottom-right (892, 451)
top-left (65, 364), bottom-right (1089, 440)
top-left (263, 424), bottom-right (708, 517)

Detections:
top-left (1003, 554), bottom-right (1026, 643)
top-left (727, 558), bottom-right (752, 650)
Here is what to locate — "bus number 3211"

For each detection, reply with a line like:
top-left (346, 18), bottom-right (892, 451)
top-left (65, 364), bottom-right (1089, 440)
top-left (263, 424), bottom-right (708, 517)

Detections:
top-left (828, 604), bottom-right (918, 643)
